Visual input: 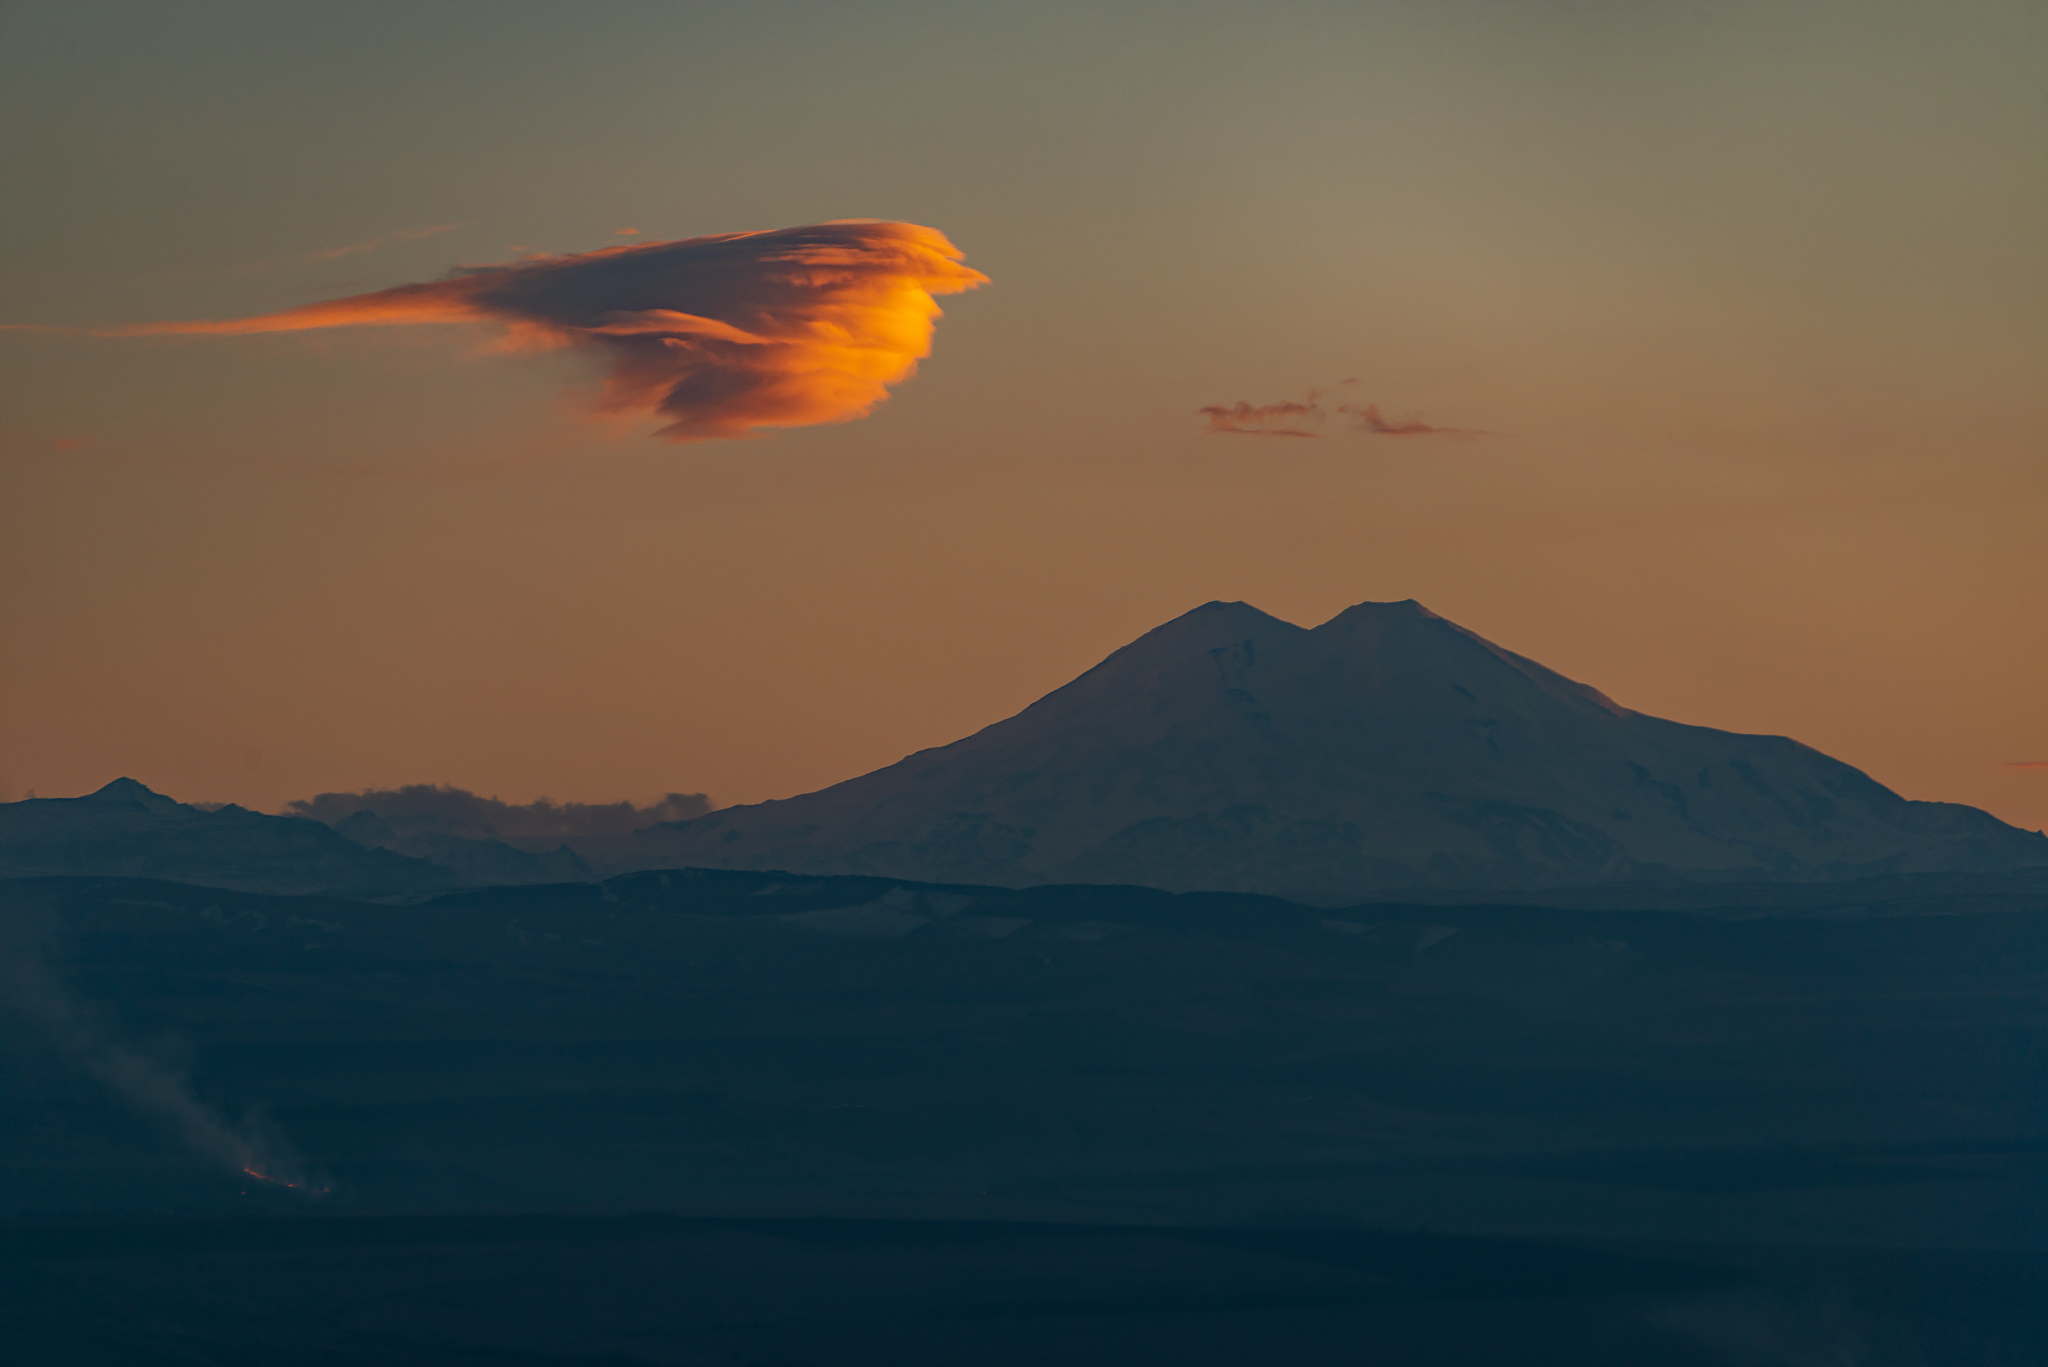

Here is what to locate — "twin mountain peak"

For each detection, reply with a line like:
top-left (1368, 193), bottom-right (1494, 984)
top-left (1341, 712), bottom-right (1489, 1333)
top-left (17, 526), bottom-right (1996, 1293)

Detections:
top-left (628, 599), bottom-right (2046, 903)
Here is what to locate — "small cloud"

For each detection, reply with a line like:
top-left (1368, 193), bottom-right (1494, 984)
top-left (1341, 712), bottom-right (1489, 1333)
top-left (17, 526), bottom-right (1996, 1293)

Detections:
top-left (2006, 760), bottom-right (2048, 770)
top-left (1338, 402), bottom-right (1483, 439)
top-left (89, 220), bottom-right (988, 443)
top-left (49, 437), bottom-right (91, 452)
top-left (613, 227), bottom-right (643, 236)
top-left (1197, 385), bottom-right (1484, 441)
top-left (1198, 398), bottom-right (1324, 438)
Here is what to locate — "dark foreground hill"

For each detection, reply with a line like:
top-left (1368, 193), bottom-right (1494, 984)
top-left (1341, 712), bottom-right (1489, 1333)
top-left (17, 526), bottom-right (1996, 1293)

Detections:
top-left (628, 600), bottom-right (2048, 903)
top-left (3, 868), bottom-right (2046, 1362)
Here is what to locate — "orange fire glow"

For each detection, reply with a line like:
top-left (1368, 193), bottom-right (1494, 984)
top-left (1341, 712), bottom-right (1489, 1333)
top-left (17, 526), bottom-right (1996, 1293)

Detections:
top-left (242, 1165), bottom-right (330, 1194)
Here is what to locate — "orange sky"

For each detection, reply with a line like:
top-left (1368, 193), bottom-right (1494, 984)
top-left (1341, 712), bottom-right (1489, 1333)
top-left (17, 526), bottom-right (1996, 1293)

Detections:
top-left (2, 1), bottom-right (2043, 833)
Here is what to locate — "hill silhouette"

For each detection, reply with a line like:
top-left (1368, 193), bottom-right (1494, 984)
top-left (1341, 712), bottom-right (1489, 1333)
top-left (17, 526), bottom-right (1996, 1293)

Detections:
top-left (628, 600), bottom-right (2048, 904)
top-left (0, 779), bottom-right (459, 896)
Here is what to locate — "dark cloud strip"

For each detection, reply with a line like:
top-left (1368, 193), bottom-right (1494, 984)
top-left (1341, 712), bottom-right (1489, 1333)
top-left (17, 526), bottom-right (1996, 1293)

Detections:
top-left (1198, 388), bottom-right (1482, 440)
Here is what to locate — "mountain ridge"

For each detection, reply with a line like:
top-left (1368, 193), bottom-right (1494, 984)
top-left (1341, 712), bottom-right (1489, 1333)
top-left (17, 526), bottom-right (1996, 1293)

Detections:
top-left (0, 779), bottom-right (455, 896)
top-left (0, 779), bottom-right (586, 896)
top-left (625, 599), bottom-right (2047, 904)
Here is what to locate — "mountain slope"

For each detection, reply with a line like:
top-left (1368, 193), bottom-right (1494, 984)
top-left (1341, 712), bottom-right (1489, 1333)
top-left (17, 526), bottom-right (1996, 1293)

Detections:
top-left (326, 810), bottom-right (594, 885)
top-left (629, 600), bottom-right (2047, 904)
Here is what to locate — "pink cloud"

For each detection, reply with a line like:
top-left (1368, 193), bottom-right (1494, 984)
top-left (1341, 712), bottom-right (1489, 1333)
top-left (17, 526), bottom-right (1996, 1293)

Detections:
top-left (1338, 402), bottom-right (1483, 438)
top-left (1197, 398), bottom-right (1325, 437)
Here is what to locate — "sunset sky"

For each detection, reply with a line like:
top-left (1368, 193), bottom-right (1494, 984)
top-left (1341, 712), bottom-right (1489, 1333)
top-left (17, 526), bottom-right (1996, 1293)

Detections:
top-left (2, 0), bottom-right (2043, 832)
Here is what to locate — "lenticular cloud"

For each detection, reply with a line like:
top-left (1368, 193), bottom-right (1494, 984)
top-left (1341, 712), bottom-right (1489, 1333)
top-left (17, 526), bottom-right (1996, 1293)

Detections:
top-left (119, 220), bottom-right (988, 442)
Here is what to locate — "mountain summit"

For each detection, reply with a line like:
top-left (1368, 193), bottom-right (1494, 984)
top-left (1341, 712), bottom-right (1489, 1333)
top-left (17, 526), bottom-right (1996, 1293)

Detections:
top-left (632, 600), bottom-right (2048, 903)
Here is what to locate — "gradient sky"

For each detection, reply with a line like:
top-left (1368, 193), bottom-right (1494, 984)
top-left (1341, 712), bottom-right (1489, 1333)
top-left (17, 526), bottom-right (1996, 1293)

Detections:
top-left (3, 0), bottom-right (2043, 832)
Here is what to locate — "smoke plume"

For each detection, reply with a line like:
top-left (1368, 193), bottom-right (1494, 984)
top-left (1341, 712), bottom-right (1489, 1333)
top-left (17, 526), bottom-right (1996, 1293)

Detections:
top-left (287, 785), bottom-right (713, 862)
top-left (0, 931), bottom-right (317, 1193)
top-left (111, 220), bottom-right (988, 441)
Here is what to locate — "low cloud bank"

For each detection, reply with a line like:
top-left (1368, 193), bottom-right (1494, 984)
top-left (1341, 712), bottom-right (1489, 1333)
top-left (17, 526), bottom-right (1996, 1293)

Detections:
top-left (114, 220), bottom-right (988, 441)
top-left (287, 785), bottom-right (713, 862)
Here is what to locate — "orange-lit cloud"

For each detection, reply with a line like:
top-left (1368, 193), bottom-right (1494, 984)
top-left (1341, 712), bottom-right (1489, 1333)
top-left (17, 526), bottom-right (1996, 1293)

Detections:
top-left (49, 437), bottom-right (90, 452)
top-left (112, 220), bottom-right (989, 442)
top-left (2007, 760), bottom-right (2048, 770)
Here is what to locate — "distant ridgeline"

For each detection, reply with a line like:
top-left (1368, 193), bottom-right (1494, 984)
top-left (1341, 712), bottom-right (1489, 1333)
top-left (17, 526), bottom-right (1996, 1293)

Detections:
top-left (623, 600), bottom-right (2048, 907)
top-left (0, 779), bottom-right (587, 898)
top-left (7, 601), bottom-right (2044, 903)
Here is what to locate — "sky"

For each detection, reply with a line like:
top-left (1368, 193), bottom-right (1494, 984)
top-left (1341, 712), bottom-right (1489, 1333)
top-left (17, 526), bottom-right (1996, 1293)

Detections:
top-left (2, 0), bottom-right (2043, 833)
